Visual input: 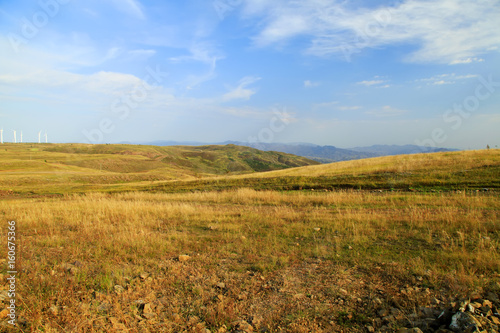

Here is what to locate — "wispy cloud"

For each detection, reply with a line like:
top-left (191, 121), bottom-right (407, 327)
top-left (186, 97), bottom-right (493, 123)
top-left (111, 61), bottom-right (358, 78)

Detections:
top-left (415, 73), bottom-right (478, 85)
top-left (222, 76), bottom-right (261, 101)
top-left (449, 57), bottom-right (484, 65)
top-left (338, 105), bottom-right (362, 111)
top-left (246, 0), bottom-right (500, 64)
top-left (312, 101), bottom-right (338, 109)
top-left (365, 105), bottom-right (407, 117)
top-left (109, 0), bottom-right (145, 19)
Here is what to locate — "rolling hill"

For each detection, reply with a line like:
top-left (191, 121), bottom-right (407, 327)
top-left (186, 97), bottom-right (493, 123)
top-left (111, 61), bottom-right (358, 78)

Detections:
top-left (130, 140), bottom-right (458, 163)
top-left (0, 143), bottom-right (318, 195)
top-left (0, 143), bottom-right (498, 196)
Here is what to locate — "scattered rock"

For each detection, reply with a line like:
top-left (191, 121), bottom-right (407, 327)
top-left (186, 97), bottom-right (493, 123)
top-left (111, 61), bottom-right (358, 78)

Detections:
top-left (109, 317), bottom-right (128, 331)
top-left (216, 282), bottom-right (226, 289)
top-left (233, 320), bottom-right (254, 332)
top-left (139, 272), bottom-right (149, 280)
top-left (366, 325), bottom-right (375, 332)
top-left (49, 305), bottom-right (59, 316)
top-left (449, 312), bottom-right (482, 332)
top-left (97, 302), bottom-right (111, 312)
top-left (142, 303), bottom-right (155, 319)
top-left (114, 285), bottom-right (125, 294)
top-left (313, 227), bottom-right (321, 232)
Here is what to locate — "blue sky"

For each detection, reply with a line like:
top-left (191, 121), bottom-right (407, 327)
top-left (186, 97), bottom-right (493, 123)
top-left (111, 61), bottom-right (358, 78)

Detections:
top-left (0, 0), bottom-right (499, 149)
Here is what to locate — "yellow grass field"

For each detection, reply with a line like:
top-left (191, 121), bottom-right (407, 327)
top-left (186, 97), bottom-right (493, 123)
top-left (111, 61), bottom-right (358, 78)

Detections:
top-left (0, 146), bottom-right (499, 332)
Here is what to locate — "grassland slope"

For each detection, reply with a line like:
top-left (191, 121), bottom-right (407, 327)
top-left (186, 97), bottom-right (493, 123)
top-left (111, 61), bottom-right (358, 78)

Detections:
top-left (0, 143), bottom-right (318, 195)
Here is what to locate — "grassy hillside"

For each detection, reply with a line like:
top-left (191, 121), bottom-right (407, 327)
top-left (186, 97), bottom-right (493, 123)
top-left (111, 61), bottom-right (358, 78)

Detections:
top-left (147, 149), bottom-right (500, 193)
top-left (0, 146), bottom-right (499, 332)
top-left (0, 143), bottom-right (318, 195)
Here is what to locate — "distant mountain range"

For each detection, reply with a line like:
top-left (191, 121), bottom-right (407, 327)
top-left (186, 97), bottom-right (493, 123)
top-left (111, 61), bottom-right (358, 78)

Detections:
top-left (120, 140), bottom-right (459, 163)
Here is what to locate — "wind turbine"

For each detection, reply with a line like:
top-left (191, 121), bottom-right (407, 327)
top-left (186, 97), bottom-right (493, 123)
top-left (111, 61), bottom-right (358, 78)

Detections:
top-left (45, 131), bottom-right (48, 144)
top-left (38, 131), bottom-right (41, 144)
top-left (13, 130), bottom-right (17, 143)
top-left (20, 131), bottom-right (23, 143)
top-left (0, 128), bottom-right (3, 144)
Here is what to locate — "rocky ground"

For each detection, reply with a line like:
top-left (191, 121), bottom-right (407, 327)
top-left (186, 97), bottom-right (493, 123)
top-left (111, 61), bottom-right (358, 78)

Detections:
top-left (1, 258), bottom-right (499, 332)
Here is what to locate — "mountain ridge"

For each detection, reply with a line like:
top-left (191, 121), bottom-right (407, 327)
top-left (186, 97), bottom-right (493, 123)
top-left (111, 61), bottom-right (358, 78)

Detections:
top-left (121, 141), bottom-right (459, 163)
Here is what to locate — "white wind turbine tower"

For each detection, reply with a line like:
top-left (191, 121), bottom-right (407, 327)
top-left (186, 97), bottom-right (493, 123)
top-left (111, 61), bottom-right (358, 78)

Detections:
top-left (20, 131), bottom-right (23, 143)
top-left (0, 128), bottom-right (3, 144)
top-left (13, 130), bottom-right (17, 143)
top-left (38, 131), bottom-right (42, 144)
top-left (45, 131), bottom-right (48, 144)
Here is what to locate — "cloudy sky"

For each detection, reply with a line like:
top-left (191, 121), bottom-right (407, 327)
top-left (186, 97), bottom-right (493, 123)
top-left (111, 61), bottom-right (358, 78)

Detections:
top-left (0, 0), bottom-right (499, 149)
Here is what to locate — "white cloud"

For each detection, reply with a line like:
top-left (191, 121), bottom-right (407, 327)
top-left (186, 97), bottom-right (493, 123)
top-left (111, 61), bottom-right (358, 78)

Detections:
top-left (246, 0), bottom-right (500, 64)
top-left (128, 49), bottom-right (156, 57)
top-left (222, 76), bottom-right (261, 101)
top-left (449, 57), bottom-right (485, 65)
top-left (365, 105), bottom-right (407, 117)
top-left (338, 106), bottom-right (362, 111)
top-left (357, 80), bottom-right (385, 86)
top-left (357, 78), bottom-right (391, 88)
top-left (304, 80), bottom-right (320, 88)
top-left (415, 73), bottom-right (478, 85)
top-left (313, 101), bottom-right (338, 109)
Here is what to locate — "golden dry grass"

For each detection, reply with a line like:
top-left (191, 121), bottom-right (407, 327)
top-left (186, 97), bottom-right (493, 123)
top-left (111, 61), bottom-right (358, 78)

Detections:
top-left (0, 189), bottom-right (498, 332)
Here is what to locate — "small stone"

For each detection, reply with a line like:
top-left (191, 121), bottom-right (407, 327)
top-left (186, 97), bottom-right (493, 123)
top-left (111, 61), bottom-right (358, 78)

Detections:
top-left (143, 303), bottom-right (154, 314)
top-left (449, 312), bottom-right (482, 332)
top-left (97, 302), bottom-right (111, 312)
top-left (139, 272), bottom-right (149, 280)
top-left (339, 288), bottom-right (348, 295)
top-left (216, 282), bottom-right (226, 289)
top-left (366, 326), bottom-right (375, 333)
top-left (109, 317), bottom-right (128, 331)
top-left (114, 285), bottom-right (125, 294)
top-left (49, 305), bottom-right (59, 316)
top-left (408, 329), bottom-right (424, 333)
top-left (179, 255), bottom-right (190, 262)
top-left (482, 299), bottom-right (493, 308)
top-left (348, 245), bottom-right (353, 250)
top-left (313, 228), bottom-right (321, 232)
top-left (234, 321), bottom-right (254, 332)
top-left (470, 301), bottom-right (482, 309)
